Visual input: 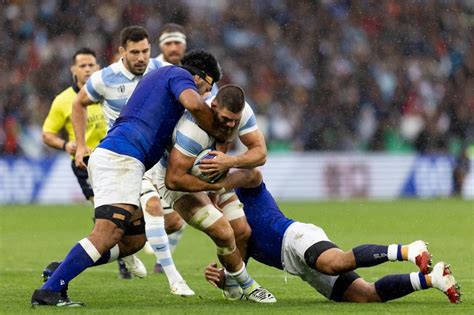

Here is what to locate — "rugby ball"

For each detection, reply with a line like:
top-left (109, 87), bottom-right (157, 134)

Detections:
top-left (190, 149), bottom-right (226, 183)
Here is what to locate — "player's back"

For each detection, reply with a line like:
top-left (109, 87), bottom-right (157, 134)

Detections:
top-left (236, 182), bottom-right (294, 269)
top-left (98, 65), bottom-right (198, 170)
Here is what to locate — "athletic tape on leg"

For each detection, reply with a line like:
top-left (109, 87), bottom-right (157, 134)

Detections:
top-left (216, 244), bottom-right (236, 256)
top-left (222, 200), bottom-right (245, 221)
top-left (189, 204), bottom-right (223, 230)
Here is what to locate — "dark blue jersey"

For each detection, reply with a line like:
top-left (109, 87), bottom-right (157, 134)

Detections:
top-left (98, 66), bottom-right (198, 170)
top-left (236, 182), bottom-right (294, 270)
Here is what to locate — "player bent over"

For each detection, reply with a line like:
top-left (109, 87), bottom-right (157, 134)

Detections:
top-left (152, 86), bottom-right (275, 303)
top-left (205, 169), bottom-right (461, 304)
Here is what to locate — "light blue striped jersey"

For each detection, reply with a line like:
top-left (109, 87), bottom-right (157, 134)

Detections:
top-left (85, 57), bottom-right (168, 129)
top-left (158, 96), bottom-right (258, 168)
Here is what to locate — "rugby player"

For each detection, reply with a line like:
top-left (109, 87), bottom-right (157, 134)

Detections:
top-left (154, 85), bottom-right (275, 303)
top-left (31, 49), bottom-right (225, 307)
top-left (204, 169), bottom-right (462, 304)
top-left (140, 23), bottom-right (189, 276)
top-left (69, 26), bottom-right (190, 296)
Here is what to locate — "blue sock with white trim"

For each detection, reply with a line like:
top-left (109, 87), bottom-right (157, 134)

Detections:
top-left (146, 215), bottom-right (182, 285)
top-left (41, 238), bottom-right (100, 292)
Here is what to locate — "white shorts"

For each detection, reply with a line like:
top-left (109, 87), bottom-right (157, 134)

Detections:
top-left (140, 175), bottom-right (174, 215)
top-left (155, 163), bottom-right (190, 208)
top-left (88, 148), bottom-right (145, 208)
top-left (282, 222), bottom-right (339, 299)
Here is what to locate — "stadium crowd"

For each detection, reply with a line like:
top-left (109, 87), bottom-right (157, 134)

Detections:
top-left (1, 0), bottom-right (473, 157)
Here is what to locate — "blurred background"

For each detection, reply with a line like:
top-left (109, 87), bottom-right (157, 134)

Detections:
top-left (0, 0), bottom-right (473, 202)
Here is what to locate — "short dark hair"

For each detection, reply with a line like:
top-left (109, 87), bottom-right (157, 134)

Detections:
top-left (160, 23), bottom-right (186, 36)
top-left (215, 85), bottom-right (245, 113)
top-left (181, 49), bottom-right (221, 84)
top-left (120, 25), bottom-right (149, 48)
top-left (72, 48), bottom-right (96, 64)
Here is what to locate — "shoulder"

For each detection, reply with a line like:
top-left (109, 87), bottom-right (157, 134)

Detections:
top-left (99, 62), bottom-right (130, 85)
top-left (51, 87), bottom-right (75, 108)
top-left (238, 102), bottom-right (259, 135)
top-left (174, 112), bottom-right (212, 156)
top-left (149, 57), bottom-right (172, 70)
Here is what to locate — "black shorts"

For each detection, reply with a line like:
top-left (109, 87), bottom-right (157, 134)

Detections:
top-left (71, 156), bottom-right (94, 200)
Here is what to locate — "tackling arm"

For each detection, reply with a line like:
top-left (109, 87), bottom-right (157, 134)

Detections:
top-left (179, 89), bottom-right (226, 142)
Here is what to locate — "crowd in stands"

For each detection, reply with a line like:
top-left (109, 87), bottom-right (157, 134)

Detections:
top-left (1, 0), bottom-right (473, 157)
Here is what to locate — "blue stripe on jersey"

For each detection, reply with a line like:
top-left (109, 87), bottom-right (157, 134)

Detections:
top-left (106, 98), bottom-right (128, 111)
top-left (86, 79), bottom-right (101, 101)
top-left (184, 111), bottom-right (196, 123)
top-left (240, 113), bottom-right (257, 132)
top-left (101, 67), bottom-right (131, 85)
top-left (159, 158), bottom-right (168, 168)
top-left (151, 58), bottom-right (162, 69)
top-left (176, 130), bottom-right (203, 156)
top-left (236, 182), bottom-right (294, 270)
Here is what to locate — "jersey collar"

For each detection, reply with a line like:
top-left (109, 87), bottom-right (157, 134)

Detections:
top-left (118, 58), bottom-right (137, 80)
top-left (71, 82), bottom-right (80, 93)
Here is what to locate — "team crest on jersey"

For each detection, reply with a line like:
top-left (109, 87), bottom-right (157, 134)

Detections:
top-left (117, 85), bottom-right (126, 94)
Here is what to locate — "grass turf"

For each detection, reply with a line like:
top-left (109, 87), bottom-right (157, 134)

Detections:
top-left (0, 199), bottom-right (472, 314)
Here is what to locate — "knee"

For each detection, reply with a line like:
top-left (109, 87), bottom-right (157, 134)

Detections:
top-left (210, 219), bottom-right (235, 247)
top-left (145, 197), bottom-right (163, 216)
top-left (342, 279), bottom-right (378, 303)
top-left (233, 222), bottom-right (251, 244)
top-left (318, 251), bottom-right (352, 275)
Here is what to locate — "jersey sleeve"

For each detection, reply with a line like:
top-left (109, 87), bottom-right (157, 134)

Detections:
top-left (85, 71), bottom-right (104, 102)
top-left (42, 95), bottom-right (67, 134)
top-left (174, 112), bottom-right (213, 157)
top-left (238, 102), bottom-right (259, 136)
top-left (169, 68), bottom-right (198, 101)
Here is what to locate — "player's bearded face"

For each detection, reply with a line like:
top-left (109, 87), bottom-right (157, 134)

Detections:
top-left (213, 107), bottom-right (241, 140)
top-left (160, 41), bottom-right (186, 65)
top-left (121, 39), bottom-right (151, 76)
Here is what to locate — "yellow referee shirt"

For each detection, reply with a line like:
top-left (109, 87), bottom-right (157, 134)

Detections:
top-left (43, 85), bottom-right (107, 158)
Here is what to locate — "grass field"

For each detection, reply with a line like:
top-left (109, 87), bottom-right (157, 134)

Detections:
top-left (1, 199), bottom-right (472, 314)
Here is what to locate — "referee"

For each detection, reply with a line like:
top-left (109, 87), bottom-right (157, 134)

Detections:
top-left (42, 48), bottom-right (106, 203)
